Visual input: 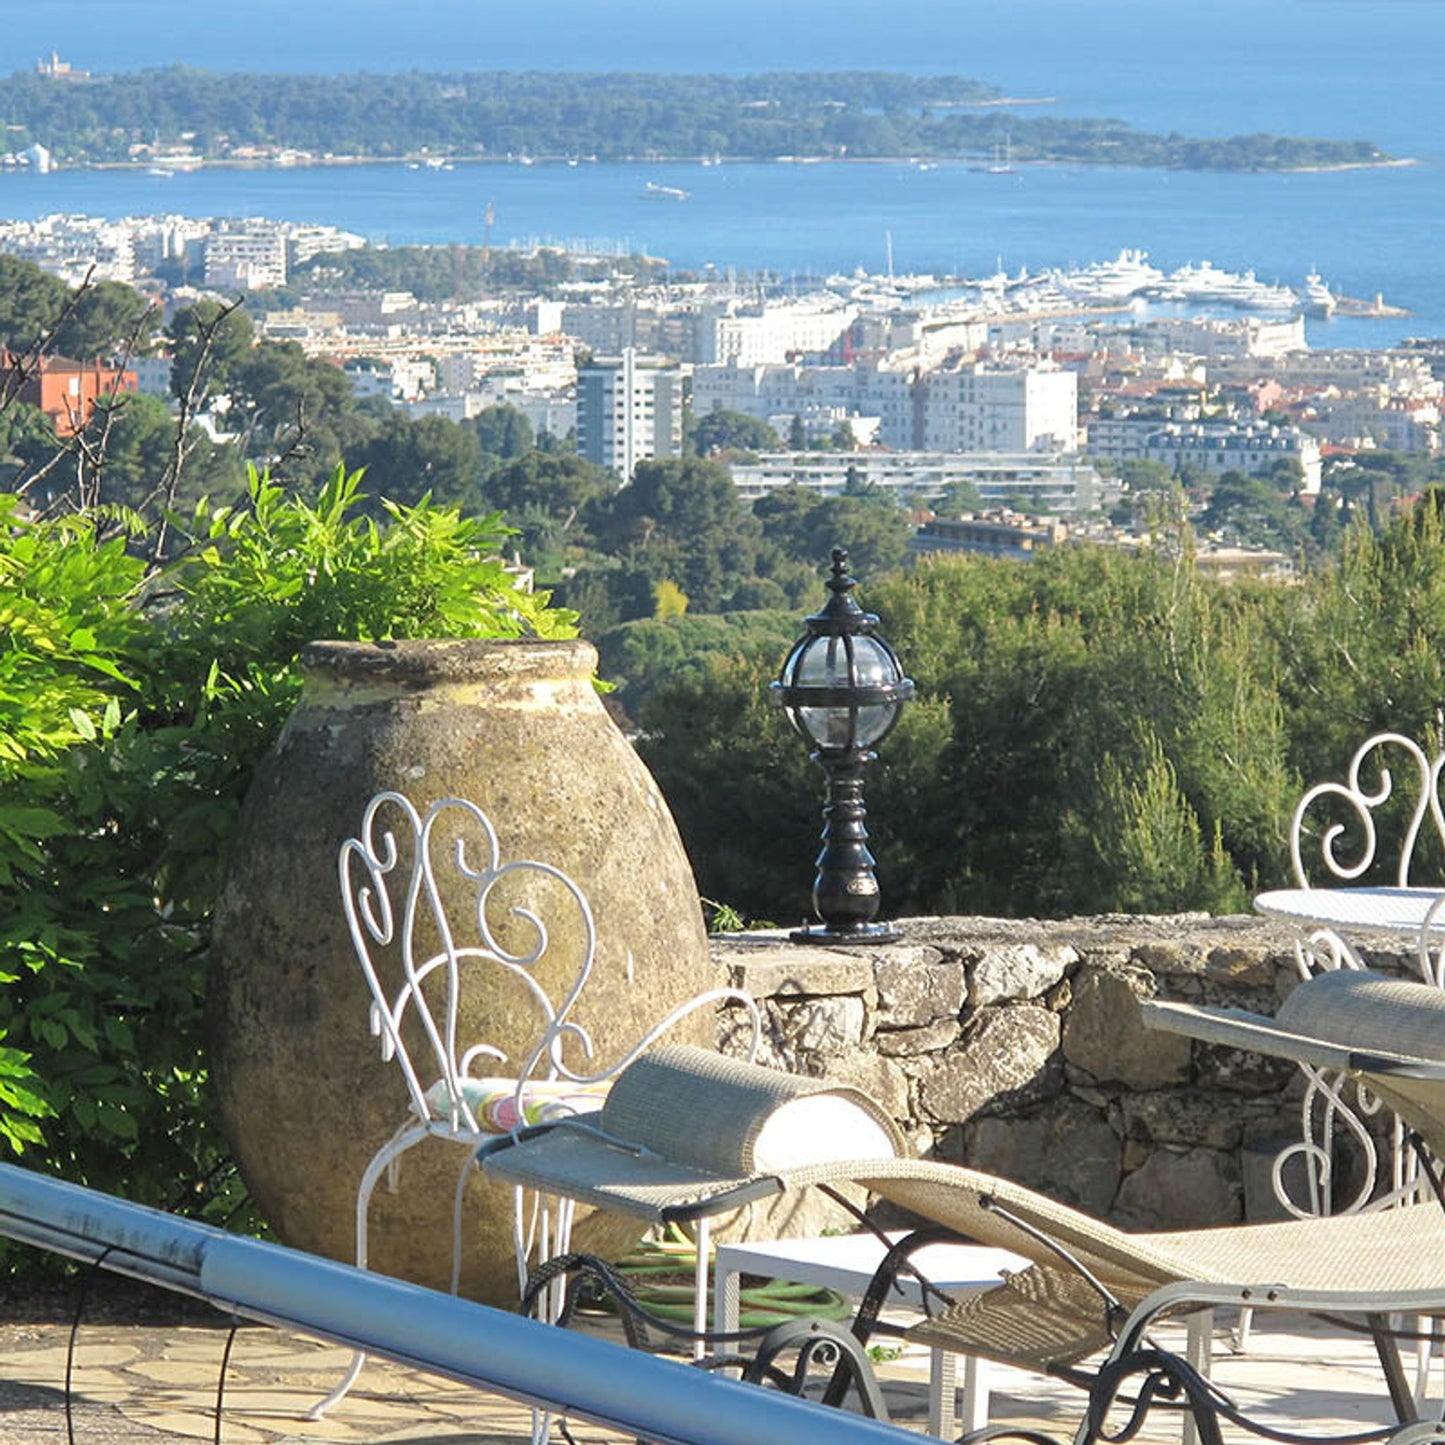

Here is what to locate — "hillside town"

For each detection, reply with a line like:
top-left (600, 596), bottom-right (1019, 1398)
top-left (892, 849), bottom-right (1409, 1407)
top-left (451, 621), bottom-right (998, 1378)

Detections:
top-left (2, 208), bottom-right (1441, 575)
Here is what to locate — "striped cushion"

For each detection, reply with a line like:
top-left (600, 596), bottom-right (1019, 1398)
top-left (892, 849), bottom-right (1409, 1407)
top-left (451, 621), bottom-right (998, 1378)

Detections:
top-left (425, 1076), bottom-right (611, 1132)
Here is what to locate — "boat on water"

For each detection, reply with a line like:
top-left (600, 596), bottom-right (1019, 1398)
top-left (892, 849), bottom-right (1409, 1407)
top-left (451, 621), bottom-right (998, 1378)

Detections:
top-left (145, 165), bottom-right (175, 178)
top-left (642, 180), bottom-right (691, 200)
top-left (1303, 270), bottom-right (1337, 317)
top-left (1058, 247), bottom-right (1165, 302)
top-left (1159, 260), bottom-right (1297, 311)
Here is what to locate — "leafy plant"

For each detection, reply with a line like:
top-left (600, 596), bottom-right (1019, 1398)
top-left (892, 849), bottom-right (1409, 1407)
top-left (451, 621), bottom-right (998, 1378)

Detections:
top-left (0, 468), bottom-right (577, 1229)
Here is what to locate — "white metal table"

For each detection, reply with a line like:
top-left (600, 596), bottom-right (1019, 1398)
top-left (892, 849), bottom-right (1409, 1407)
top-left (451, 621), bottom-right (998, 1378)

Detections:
top-left (1255, 886), bottom-right (1445, 968)
top-left (713, 1232), bottom-right (1026, 1439)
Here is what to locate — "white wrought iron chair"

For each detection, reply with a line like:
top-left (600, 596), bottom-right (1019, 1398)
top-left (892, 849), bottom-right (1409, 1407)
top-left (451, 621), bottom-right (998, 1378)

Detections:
top-left (1273, 731), bottom-right (1445, 1220)
top-left (311, 790), bottom-right (760, 1419)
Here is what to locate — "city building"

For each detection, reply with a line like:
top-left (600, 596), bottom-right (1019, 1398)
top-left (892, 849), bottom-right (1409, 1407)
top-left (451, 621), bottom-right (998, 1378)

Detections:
top-left (0, 352), bottom-right (138, 436)
top-left (204, 229), bottom-right (288, 291)
top-left (919, 361), bottom-right (1079, 452)
top-left (576, 348), bottom-right (683, 479)
top-left (1085, 416), bottom-right (1323, 492)
top-left (729, 449), bottom-right (1109, 516)
top-left (911, 511), bottom-right (1070, 562)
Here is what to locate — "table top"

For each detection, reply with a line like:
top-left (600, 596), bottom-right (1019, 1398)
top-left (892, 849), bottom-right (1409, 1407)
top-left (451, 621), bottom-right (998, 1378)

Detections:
top-left (714, 1230), bottom-right (1027, 1301)
top-left (1255, 885), bottom-right (1445, 937)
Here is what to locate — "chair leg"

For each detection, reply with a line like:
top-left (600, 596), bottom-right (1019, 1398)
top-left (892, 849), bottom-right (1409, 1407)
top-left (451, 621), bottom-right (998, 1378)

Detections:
top-left (1369, 1313), bottom-right (1422, 1424)
top-left (451, 1154), bottom-right (476, 1295)
top-left (692, 1217), bottom-right (712, 1364)
top-left (310, 1127), bottom-right (426, 1419)
top-left (308, 1350), bottom-right (367, 1421)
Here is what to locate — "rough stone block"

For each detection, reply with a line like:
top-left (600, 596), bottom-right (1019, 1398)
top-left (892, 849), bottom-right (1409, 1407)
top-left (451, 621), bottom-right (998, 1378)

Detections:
top-left (785, 995), bottom-right (867, 1053)
top-left (1201, 945), bottom-right (1277, 988)
top-left (970, 942), bottom-right (1078, 1007)
top-left (875, 1019), bottom-right (961, 1056)
top-left (1063, 968), bottom-right (1191, 1089)
top-left (1114, 1148), bottom-right (1240, 1228)
top-left (874, 952), bottom-right (964, 1026)
top-left (965, 1101), bottom-right (1121, 1215)
top-left (1130, 940), bottom-right (1212, 978)
top-left (816, 1051), bottom-right (912, 1122)
top-left (919, 1005), bottom-right (1061, 1124)
top-left (1197, 1040), bottom-right (1297, 1096)
top-left (727, 949), bottom-right (875, 999)
top-left (1119, 1090), bottom-right (1243, 1150)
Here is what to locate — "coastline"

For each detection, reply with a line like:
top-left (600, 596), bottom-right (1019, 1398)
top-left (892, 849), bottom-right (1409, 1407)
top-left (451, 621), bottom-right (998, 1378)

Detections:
top-left (63, 151), bottom-right (1415, 176)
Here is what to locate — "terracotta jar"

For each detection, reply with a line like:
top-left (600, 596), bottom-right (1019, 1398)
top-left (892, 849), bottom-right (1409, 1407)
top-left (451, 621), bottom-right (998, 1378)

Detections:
top-left (207, 638), bottom-right (711, 1304)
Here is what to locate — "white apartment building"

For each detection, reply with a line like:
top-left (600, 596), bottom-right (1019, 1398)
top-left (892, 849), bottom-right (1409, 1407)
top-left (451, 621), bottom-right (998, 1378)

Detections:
top-left (1086, 417), bottom-right (1323, 493)
top-left (920, 362), bottom-right (1079, 452)
top-left (1309, 394), bottom-right (1440, 453)
top-left (204, 230), bottom-right (287, 291)
top-left (693, 356), bottom-right (1075, 452)
top-left (697, 297), bottom-right (858, 366)
top-left (576, 348), bottom-right (683, 479)
top-left (729, 450), bottom-right (1108, 516)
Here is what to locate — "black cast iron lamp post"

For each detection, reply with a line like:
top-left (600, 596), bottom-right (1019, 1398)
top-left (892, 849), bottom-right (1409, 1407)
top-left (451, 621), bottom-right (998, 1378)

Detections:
top-left (771, 548), bottom-right (914, 944)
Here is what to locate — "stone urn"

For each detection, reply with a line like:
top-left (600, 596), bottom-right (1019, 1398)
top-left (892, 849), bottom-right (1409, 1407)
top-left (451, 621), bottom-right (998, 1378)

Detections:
top-left (207, 638), bottom-right (711, 1305)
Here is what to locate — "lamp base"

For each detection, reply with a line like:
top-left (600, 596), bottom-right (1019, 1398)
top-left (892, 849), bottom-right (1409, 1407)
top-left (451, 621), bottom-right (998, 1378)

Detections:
top-left (789, 922), bottom-right (903, 947)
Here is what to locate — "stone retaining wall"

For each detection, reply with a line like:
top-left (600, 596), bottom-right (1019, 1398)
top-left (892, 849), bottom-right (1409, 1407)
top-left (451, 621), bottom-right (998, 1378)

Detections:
top-left (712, 914), bottom-right (1408, 1230)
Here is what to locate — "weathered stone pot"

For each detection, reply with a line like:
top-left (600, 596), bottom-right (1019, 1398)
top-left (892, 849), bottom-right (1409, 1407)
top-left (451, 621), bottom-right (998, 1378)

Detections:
top-left (207, 638), bottom-right (711, 1305)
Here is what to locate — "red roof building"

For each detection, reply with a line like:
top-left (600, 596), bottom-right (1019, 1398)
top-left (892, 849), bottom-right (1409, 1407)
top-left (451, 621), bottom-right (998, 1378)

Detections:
top-left (0, 352), bottom-right (139, 437)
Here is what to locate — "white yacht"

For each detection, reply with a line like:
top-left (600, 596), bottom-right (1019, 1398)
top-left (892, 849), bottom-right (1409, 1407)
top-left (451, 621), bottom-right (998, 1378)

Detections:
top-left (1303, 270), bottom-right (1337, 316)
top-left (1059, 248), bottom-right (1166, 301)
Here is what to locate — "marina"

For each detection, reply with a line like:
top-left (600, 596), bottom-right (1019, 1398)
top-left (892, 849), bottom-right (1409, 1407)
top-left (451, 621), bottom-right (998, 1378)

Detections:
top-left (0, 156), bottom-right (1434, 349)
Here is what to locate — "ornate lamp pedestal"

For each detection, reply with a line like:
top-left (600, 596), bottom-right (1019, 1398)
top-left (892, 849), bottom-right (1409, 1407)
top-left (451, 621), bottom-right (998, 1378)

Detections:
top-left (770, 549), bottom-right (914, 946)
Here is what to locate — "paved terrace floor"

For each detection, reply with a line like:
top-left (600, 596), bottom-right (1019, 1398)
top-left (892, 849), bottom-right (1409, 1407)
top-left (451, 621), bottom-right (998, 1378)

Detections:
top-left (0, 1276), bottom-right (1427, 1444)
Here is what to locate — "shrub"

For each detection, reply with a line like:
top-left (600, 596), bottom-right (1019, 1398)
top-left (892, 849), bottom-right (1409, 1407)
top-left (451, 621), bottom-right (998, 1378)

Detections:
top-left (0, 467), bottom-right (577, 1224)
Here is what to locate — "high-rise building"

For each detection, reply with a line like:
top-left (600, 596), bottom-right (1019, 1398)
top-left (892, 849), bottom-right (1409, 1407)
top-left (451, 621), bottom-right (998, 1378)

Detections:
top-left (920, 362), bottom-right (1079, 453)
top-left (576, 348), bottom-right (682, 479)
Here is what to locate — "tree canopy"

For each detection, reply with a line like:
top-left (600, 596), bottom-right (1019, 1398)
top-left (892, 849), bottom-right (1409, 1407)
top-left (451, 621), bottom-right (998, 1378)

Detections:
top-left (0, 67), bottom-right (1389, 171)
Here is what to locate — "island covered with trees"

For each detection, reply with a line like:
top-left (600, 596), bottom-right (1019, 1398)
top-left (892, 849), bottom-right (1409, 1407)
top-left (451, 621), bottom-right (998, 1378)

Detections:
top-left (0, 67), bottom-right (1394, 172)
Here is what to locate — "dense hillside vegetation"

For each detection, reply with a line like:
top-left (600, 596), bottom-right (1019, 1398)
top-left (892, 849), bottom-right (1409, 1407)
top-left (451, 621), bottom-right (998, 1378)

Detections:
top-left (0, 67), bottom-right (1390, 170)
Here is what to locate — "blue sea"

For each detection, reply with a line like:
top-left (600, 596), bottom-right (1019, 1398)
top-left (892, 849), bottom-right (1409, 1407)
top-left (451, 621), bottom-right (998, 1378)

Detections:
top-left (0, 0), bottom-right (1440, 348)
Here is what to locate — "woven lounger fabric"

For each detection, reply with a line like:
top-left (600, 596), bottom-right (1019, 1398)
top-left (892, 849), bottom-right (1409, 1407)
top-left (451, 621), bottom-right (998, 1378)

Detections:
top-left (481, 1043), bottom-right (906, 1218)
top-left (484, 987), bottom-right (1445, 1374)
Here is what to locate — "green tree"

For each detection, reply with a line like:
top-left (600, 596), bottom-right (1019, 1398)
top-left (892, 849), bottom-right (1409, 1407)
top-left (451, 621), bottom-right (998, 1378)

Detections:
top-left (354, 410), bottom-right (485, 510)
top-left (1199, 470), bottom-right (1304, 550)
top-left (167, 299), bottom-right (255, 405)
top-left (0, 254), bottom-right (70, 353)
top-left (587, 456), bottom-right (767, 609)
top-left (693, 408), bottom-right (781, 457)
top-left (933, 479), bottom-right (983, 516)
top-left (53, 281), bottom-right (158, 361)
top-left (473, 403), bottom-right (535, 460)
top-left (755, 485), bottom-right (911, 578)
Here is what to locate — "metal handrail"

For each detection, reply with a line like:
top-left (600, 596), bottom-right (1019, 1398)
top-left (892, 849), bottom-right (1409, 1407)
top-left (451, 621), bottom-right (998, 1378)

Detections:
top-left (0, 1162), bottom-right (915, 1445)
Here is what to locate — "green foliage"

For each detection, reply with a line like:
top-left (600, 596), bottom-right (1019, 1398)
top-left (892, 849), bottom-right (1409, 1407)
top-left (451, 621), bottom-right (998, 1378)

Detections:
top-left (638, 536), bottom-right (1302, 921)
top-left (0, 68), bottom-right (1383, 171)
top-left (0, 470), bottom-right (576, 1223)
top-left (579, 456), bottom-right (775, 616)
top-left (1074, 729), bottom-right (1246, 915)
top-left (595, 609), bottom-right (799, 722)
top-left (0, 254), bottom-right (71, 352)
top-left (692, 408), bottom-right (782, 457)
top-left (754, 486), bottom-right (912, 578)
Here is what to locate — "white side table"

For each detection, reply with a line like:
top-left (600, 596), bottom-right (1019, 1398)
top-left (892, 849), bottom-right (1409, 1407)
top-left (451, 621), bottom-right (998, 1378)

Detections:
top-left (713, 1232), bottom-right (1026, 1439)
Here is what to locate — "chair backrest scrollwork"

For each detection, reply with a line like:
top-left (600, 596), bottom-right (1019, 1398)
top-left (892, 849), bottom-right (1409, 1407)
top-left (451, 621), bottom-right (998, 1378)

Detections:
top-left (1290, 732), bottom-right (1445, 892)
top-left (340, 792), bottom-right (599, 1135)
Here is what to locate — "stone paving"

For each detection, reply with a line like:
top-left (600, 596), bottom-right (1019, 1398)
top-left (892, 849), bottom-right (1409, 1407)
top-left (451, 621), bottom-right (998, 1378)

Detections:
top-left (0, 1277), bottom-right (1425, 1444)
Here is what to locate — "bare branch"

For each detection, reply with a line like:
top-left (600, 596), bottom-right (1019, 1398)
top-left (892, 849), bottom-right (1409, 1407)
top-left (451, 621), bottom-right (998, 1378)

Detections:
top-left (146, 295), bottom-right (246, 568)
